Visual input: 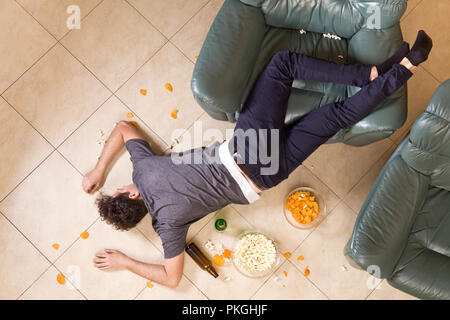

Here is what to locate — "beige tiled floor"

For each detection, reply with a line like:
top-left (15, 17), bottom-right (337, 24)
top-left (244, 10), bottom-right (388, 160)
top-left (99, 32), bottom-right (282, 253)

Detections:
top-left (0, 0), bottom-right (447, 300)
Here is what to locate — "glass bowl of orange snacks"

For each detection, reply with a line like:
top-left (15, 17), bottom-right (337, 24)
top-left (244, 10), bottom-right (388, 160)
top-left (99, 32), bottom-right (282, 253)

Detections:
top-left (284, 187), bottom-right (327, 229)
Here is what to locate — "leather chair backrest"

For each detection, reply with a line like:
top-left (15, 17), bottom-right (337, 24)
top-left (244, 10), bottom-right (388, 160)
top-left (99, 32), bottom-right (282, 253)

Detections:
top-left (401, 80), bottom-right (450, 190)
top-left (240, 0), bottom-right (407, 39)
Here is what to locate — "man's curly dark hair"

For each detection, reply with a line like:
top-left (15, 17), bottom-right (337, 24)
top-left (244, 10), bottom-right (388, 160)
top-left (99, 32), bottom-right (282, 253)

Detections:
top-left (96, 192), bottom-right (148, 231)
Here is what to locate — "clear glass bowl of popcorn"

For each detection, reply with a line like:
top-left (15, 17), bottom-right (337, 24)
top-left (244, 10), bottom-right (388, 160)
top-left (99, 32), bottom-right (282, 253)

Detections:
top-left (232, 230), bottom-right (280, 278)
top-left (284, 187), bottom-right (327, 229)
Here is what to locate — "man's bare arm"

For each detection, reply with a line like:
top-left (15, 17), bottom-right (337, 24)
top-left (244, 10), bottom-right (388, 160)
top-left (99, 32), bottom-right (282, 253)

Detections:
top-left (82, 121), bottom-right (144, 194)
top-left (94, 249), bottom-right (184, 288)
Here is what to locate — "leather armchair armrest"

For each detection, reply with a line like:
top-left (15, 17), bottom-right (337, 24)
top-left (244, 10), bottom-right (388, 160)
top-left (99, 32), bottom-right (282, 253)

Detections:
top-left (344, 146), bottom-right (429, 278)
top-left (191, 0), bottom-right (266, 120)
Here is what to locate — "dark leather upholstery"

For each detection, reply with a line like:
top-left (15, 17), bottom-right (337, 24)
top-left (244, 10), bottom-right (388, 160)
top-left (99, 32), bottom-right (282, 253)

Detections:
top-left (192, 0), bottom-right (409, 146)
top-left (345, 80), bottom-right (450, 300)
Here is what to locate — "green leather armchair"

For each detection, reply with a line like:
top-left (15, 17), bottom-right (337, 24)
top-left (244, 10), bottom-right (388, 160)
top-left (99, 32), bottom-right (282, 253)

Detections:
top-left (345, 80), bottom-right (450, 300)
top-left (192, 0), bottom-right (409, 146)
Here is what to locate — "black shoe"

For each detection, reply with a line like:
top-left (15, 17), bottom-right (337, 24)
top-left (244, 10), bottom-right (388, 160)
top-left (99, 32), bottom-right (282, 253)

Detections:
top-left (406, 30), bottom-right (433, 66)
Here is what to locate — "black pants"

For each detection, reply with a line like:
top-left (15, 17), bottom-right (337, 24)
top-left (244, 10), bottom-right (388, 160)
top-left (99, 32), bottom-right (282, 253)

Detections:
top-left (233, 51), bottom-right (413, 189)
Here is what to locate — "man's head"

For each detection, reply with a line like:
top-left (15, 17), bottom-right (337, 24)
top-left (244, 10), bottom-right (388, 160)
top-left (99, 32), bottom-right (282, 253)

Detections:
top-left (96, 184), bottom-right (147, 231)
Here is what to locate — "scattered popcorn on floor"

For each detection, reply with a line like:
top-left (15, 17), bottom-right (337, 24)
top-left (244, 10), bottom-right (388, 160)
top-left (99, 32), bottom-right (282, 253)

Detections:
top-left (147, 281), bottom-right (154, 288)
top-left (223, 276), bottom-right (232, 282)
top-left (127, 112), bottom-right (134, 118)
top-left (204, 240), bottom-right (215, 252)
top-left (341, 265), bottom-right (348, 272)
top-left (297, 255), bottom-right (304, 261)
top-left (52, 243), bottom-right (59, 250)
top-left (273, 275), bottom-right (280, 282)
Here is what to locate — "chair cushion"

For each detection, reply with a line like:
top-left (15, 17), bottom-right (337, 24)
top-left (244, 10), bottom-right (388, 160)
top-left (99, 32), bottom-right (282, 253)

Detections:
top-left (388, 187), bottom-right (450, 299)
top-left (401, 80), bottom-right (450, 190)
top-left (241, 0), bottom-right (407, 38)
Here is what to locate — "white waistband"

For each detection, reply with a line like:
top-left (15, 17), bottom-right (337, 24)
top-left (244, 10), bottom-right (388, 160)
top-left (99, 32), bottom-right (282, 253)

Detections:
top-left (218, 140), bottom-right (260, 204)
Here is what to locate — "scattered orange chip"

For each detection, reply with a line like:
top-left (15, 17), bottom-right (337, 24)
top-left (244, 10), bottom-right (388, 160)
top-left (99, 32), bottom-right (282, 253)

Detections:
top-left (283, 252), bottom-right (291, 259)
top-left (130, 121), bottom-right (139, 129)
top-left (164, 83), bottom-right (173, 92)
top-left (127, 112), bottom-right (134, 118)
top-left (140, 89), bottom-right (147, 96)
top-left (80, 231), bottom-right (89, 239)
top-left (304, 266), bottom-right (310, 277)
top-left (283, 271), bottom-right (288, 277)
top-left (223, 249), bottom-right (232, 259)
top-left (195, 56), bottom-right (199, 60)
top-left (213, 254), bottom-right (225, 267)
top-left (52, 243), bottom-right (60, 250)
top-left (147, 281), bottom-right (154, 288)
top-left (297, 256), bottom-right (304, 261)
top-left (57, 273), bottom-right (65, 285)
top-left (170, 109), bottom-right (179, 119)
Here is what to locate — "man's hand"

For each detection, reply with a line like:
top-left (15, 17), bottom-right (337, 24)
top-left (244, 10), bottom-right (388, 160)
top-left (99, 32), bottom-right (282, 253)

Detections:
top-left (93, 249), bottom-right (130, 270)
top-left (82, 168), bottom-right (104, 194)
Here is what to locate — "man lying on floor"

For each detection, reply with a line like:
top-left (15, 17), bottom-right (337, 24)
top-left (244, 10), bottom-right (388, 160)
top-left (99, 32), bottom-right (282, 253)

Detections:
top-left (82, 31), bottom-right (432, 288)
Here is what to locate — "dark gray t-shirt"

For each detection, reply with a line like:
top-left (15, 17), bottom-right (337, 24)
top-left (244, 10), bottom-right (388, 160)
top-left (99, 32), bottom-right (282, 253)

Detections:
top-left (126, 139), bottom-right (249, 259)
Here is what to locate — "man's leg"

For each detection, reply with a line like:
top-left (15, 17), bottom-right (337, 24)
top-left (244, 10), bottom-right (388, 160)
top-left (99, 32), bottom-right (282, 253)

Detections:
top-left (234, 51), bottom-right (373, 178)
top-left (236, 51), bottom-right (372, 132)
top-left (279, 64), bottom-right (413, 178)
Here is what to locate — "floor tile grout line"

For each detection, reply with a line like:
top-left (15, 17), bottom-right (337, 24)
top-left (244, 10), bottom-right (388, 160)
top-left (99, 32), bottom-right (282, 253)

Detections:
top-left (0, 143), bottom-right (55, 204)
top-left (420, 64), bottom-right (443, 85)
top-left (57, 0), bottom-right (106, 43)
top-left (53, 92), bottom-right (115, 151)
top-left (0, 210), bottom-right (55, 283)
top-left (0, 40), bottom-right (58, 97)
top-left (248, 258), bottom-right (290, 300)
top-left (135, 219), bottom-right (212, 300)
top-left (57, 40), bottom-right (170, 150)
top-left (333, 139), bottom-right (395, 202)
top-left (300, 164), bottom-right (342, 203)
top-left (14, 263), bottom-right (53, 300)
top-left (51, 263), bottom-right (90, 300)
top-left (5, 0), bottom-right (103, 97)
top-left (341, 140), bottom-right (397, 211)
top-left (124, 0), bottom-right (211, 45)
top-left (132, 284), bottom-right (148, 300)
top-left (123, 0), bottom-right (169, 42)
top-left (51, 217), bottom-right (100, 268)
top-left (167, 0), bottom-right (213, 42)
top-left (0, 95), bottom-right (56, 150)
top-left (286, 199), bottom-right (344, 265)
top-left (123, 0), bottom-right (210, 65)
top-left (400, 0), bottom-right (424, 23)
top-left (286, 259), bottom-right (331, 300)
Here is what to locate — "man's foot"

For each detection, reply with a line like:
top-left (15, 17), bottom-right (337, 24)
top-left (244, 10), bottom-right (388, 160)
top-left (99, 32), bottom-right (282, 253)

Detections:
top-left (406, 30), bottom-right (433, 66)
top-left (376, 42), bottom-right (410, 75)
